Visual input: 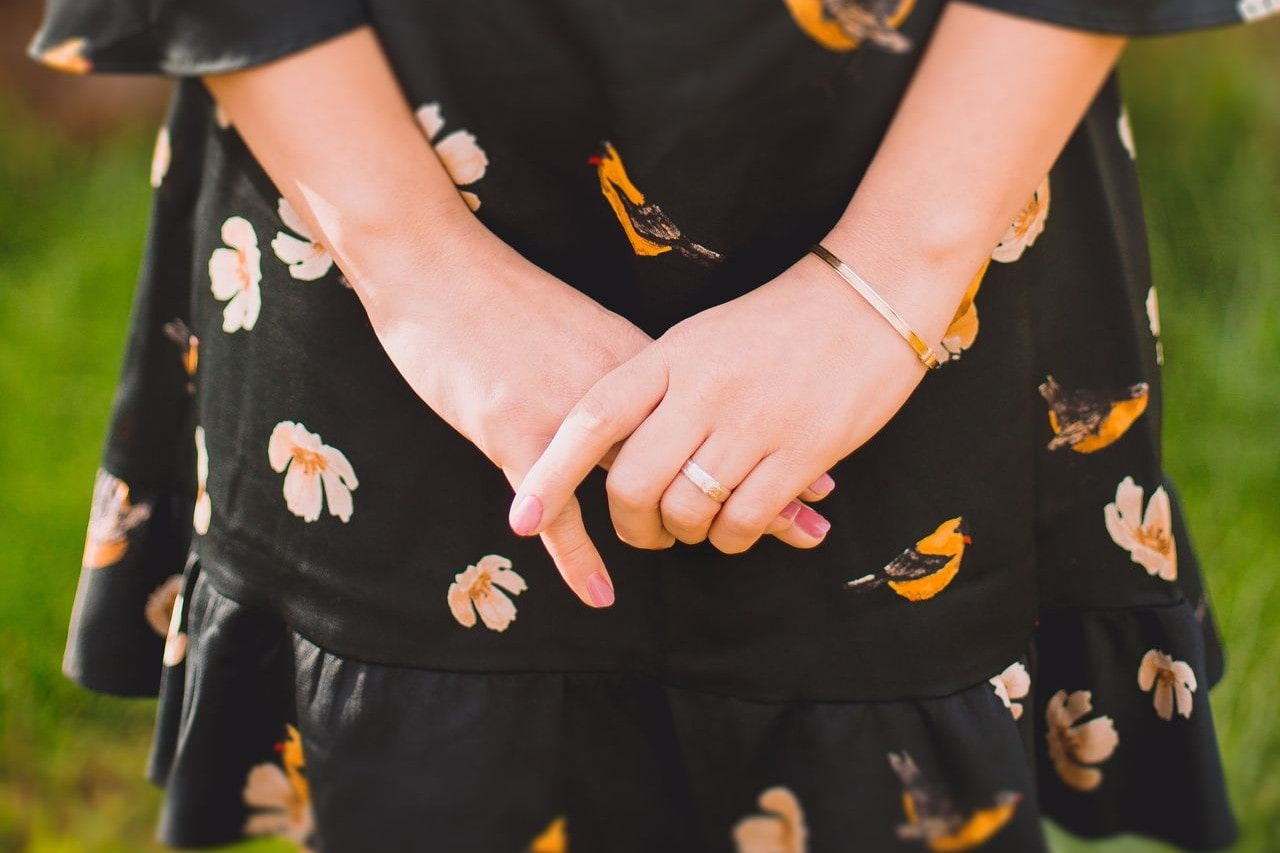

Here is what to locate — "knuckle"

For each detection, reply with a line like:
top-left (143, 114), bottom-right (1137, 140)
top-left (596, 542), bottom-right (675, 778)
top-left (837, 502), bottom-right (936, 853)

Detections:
top-left (606, 469), bottom-right (656, 511)
top-left (661, 498), bottom-right (709, 534)
top-left (569, 392), bottom-right (615, 440)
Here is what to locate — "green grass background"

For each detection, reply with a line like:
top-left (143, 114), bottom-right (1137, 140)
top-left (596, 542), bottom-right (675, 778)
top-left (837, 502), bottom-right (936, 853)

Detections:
top-left (1, 22), bottom-right (1277, 853)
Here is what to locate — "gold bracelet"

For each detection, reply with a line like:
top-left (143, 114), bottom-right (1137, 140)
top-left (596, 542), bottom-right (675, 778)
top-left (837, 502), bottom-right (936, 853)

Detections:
top-left (807, 242), bottom-right (944, 371)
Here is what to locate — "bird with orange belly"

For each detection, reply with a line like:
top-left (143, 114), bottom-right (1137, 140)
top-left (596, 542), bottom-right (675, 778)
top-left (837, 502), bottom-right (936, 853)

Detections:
top-left (847, 516), bottom-right (970, 602)
top-left (889, 752), bottom-right (1021, 852)
top-left (589, 142), bottom-right (721, 266)
top-left (1038, 374), bottom-right (1149, 453)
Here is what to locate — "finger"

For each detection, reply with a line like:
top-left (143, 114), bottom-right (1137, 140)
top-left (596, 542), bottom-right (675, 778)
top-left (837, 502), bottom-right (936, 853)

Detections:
top-left (603, 396), bottom-right (708, 549)
top-left (797, 471), bottom-right (837, 503)
top-left (708, 450), bottom-right (833, 554)
top-left (502, 463), bottom-right (614, 608)
top-left (656, 433), bottom-right (766, 546)
top-left (509, 347), bottom-right (668, 538)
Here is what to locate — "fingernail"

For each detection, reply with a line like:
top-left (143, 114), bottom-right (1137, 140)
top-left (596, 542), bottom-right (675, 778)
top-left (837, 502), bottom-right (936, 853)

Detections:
top-left (811, 472), bottom-right (836, 496)
top-left (510, 494), bottom-right (542, 535)
top-left (795, 506), bottom-right (831, 538)
top-left (779, 500), bottom-right (803, 521)
top-left (586, 571), bottom-right (615, 607)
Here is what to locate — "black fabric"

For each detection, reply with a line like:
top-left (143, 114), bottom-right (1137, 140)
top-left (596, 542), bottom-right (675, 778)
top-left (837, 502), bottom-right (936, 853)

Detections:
top-left (956, 0), bottom-right (1271, 34)
top-left (30, 0), bottom-right (1264, 849)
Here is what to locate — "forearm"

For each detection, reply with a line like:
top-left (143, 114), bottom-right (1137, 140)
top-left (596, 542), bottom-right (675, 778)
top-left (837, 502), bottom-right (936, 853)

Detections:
top-left (819, 1), bottom-right (1128, 344)
top-left (201, 25), bottom-right (486, 327)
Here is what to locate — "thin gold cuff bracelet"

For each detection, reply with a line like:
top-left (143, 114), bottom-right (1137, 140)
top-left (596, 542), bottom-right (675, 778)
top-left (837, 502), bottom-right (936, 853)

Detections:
top-left (807, 242), bottom-right (944, 371)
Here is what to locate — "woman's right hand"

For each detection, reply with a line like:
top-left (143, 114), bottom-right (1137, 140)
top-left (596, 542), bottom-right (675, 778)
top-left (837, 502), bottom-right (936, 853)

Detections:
top-left (362, 222), bottom-right (835, 606)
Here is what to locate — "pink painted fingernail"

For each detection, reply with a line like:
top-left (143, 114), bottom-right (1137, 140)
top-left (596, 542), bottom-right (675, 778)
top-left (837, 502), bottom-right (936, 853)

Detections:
top-left (811, 473), bottom-right (836, 496)
top-left (509, 494), bottom-right (542, 535)
top-left (795, 506), bottom-right (831, 538)
top-left (779, 500), bottom-right (803, 521)
top-left (586, 572), bottom-right (615, 607)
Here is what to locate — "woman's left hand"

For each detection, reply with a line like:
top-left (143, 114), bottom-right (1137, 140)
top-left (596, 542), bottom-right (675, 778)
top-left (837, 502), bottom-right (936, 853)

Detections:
top-left (508, 249), bottom-right (959, 554)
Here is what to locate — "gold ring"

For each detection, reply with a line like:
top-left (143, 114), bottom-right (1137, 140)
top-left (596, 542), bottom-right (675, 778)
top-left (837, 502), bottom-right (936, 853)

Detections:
top-left (679, 459), bottom-right (732, 503)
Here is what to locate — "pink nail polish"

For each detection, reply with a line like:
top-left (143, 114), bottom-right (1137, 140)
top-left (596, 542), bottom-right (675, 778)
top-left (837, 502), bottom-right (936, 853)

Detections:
top-left (586, 572), bottom-right (615, 607)
top-left (510, 494), bottom-right (542, 535)
top-left (811, 472), bottom-right (836, 496)
top-left (779, 500), bottom-right (803, 521)
top-left (795, 506), bottom-right (831, 538)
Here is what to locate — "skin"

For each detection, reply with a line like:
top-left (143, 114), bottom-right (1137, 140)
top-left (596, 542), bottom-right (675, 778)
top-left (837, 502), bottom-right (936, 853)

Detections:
top-left (205, 2), bottom-right (1127, 609)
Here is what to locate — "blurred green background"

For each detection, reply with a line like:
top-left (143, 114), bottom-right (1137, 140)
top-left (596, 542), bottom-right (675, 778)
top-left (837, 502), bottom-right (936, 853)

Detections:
top-left (1, 13), bottom-right (1277, 853)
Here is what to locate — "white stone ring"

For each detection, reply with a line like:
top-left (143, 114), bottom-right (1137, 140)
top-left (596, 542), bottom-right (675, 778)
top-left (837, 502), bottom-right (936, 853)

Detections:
top-left (679, 458), bottom-right (732, 503)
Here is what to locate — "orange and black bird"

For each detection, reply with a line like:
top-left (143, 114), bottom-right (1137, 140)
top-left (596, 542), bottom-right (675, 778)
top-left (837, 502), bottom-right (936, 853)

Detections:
top-left (162, 318), bottom-right (199, 394)
top-left (525, 816), bottom-right (567, 853)
top-left (588, 142), bottom-right (721, 266)
top-left (889, 751), bottom-right (1021, 852)
top-left (1038, 374), bottom-right (1149, 453)
top-left (782, 0), bottom-right (916, 53)
top-left (847, 516), bottom-right (970, 602)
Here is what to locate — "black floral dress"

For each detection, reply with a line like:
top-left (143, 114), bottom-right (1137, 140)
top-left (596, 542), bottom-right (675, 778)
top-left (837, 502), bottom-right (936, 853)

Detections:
top-left (29, 0), bottom-right (1272, 850)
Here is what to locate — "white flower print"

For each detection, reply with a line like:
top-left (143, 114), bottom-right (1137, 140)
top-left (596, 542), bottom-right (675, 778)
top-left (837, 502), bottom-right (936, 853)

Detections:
top-left (209, 215), bottom-right (263, 333)
top-left (990, 661), bottom-right (1031, 720)
top-left (214, 101), bottom-right (232, 129)
top-left (1104, 475), bottom-right (1177, 581)
top-left (991, 176), bottom-right (1050, 263)
top-left (267, 421), bottom-right (359, 523)
top-left (1238, 0), bottom-right (1280, 21)
top-left (1146, 285), bottom-right (1164, 365)
top-left (271, 197), bottom-right (336, 281)
top-left (163, 590), bottom-right (188, 667)
top-left (1138, 649), bottom-right (1197, 721)
top-left (415, 102), bottom-right (489, 211)
top-left (447, 554), bottom-right (527, 632)
top-left (150, 126), bottom-right (171, 188)
top-left (733, 786), bottom-right (807, 853)
top-left (193, 425), bottom-right (210, 535)
top-left (1045, 689), bottom-right (1119, 792)
top-left (1117, 104), bottom-right (1136, 160)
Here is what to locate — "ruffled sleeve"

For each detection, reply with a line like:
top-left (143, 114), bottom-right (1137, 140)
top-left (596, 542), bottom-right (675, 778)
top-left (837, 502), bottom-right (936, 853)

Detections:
top-left (955, 0), bottom-right (1277, 35)
top-left (27, 0), bottom-right (368, 76)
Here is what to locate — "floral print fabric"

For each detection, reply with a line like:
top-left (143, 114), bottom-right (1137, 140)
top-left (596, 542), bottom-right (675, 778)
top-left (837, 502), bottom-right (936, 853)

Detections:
top-left (29, 0), bottom-right (1253, 849)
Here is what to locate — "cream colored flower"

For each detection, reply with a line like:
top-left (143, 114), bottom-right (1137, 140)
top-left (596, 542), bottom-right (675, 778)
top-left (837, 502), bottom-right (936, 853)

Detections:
top-left (1117, 104), bottom-right (1136, 160)
top-left (39, 37), bottom-right (92, 74)
top-left (1138, 649), bottom-right (1197, 721)
top-left (209, 215), bottom-right (262, 333)
top-left (1239, 0), bottom-right (1280, 21)
top-left (1104, 475), bottom-right (1176, 581)
top-left (150, 126), bottom-right (171, 188)
top-left (244, 725), bottom-right (314, 850)
top-left (214, 102), bottom-right (232, 129)
top-left (193, 425), bottom-right (211, 535)
top-left (268, 421), bottom-right (358, 523)
top-left (733, 786), bottom-right (807, 853)
top-left (145, 574), bottom-right (183, 636)
top-left (271, 197), bottom-right (335, 281)
top-left (990, 661), bottom-right (1031, 721)
top-left (447, 554), bottom-right (527, 632)
top-left (1045, 689), bottom-right (1119, 792)
top-left (1146, 285), bottom-right (1163, 365)
top-left (991, 176), bottom-right (1050, 263)
top-left (83, 468), bottom-right (151, 569)
top-left (163, 590), bottom-right (188, 667)
top-left (415, 102), bottom-right (489, 211)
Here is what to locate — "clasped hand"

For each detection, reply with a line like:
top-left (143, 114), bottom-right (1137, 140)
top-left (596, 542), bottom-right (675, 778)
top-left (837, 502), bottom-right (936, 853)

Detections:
top-left (508, 252), bottom-right (932, 608)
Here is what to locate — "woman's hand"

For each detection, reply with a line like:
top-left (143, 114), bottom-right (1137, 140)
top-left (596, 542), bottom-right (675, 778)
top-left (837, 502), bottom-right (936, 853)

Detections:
top-left (508, 248), bottom-right (955, 555)
top-left (366, 222), bottom-right (838, 604)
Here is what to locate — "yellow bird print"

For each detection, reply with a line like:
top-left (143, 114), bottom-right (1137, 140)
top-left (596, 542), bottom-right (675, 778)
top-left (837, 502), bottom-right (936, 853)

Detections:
top-left (781, 0), bottom-right (917, 54)
top-left (1038, 374), bottom-right (1149, 453)
top-left (847, 517), bottom-right (969, 602)
top-left (163, 318), bottom-right (200, 394)
top-left (889, 752), bottom-right (1020, 852)
top-left (588, 142), bottom-right (721, 266)
top-left (938, 258), bottom-right (991, 362)
top-left (527, 816), bottom-right (567, 853)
